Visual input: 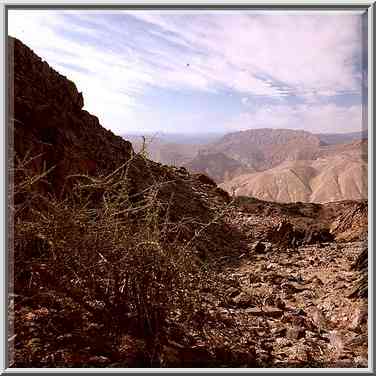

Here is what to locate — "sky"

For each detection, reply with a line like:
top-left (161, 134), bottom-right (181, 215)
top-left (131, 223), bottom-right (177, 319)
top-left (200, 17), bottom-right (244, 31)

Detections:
top-left (8, 10), bottom-right (368, 135)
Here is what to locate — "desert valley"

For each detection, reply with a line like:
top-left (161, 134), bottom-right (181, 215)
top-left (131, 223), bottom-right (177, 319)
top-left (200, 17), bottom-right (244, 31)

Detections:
top-left (128, 128), bottom-right (368, 203)
top-left (8, 36), bottom-right (368, 369)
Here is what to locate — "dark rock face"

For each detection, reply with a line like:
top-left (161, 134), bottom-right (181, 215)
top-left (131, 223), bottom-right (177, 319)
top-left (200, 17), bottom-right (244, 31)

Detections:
top-left (349, 245), bottom-right (368, 299)
top-left (266, 220), bottom-right (300, 248)
top-left (9, 37), bottom-right (133, 195)
top-left (265, 219), bottom-right (334, 248)
top-left (330, 201), bottom-right (368, 242)
top-left (193, 173), bottom-right (217, 187)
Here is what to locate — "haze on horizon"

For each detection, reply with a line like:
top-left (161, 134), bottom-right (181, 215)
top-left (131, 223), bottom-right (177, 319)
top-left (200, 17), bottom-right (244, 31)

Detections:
top-left (8, 10), bottom-right (368, 136)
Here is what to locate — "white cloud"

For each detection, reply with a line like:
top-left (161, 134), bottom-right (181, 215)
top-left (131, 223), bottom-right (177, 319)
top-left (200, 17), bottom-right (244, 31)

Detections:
top-left (8, 10), bottom-right (365, 135)
top-left (226, 103), bottom-right (364, 134)
top-left (132, 12), bottom-right (363, 97)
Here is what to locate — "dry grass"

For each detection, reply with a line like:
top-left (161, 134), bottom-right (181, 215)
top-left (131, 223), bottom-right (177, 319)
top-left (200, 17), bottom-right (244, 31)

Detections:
top-left (10, 149), bottom-right (233, 367)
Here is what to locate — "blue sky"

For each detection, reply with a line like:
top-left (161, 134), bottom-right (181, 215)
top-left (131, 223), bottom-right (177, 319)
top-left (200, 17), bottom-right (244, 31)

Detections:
top-left (8, 10), bottom-right (367, 135)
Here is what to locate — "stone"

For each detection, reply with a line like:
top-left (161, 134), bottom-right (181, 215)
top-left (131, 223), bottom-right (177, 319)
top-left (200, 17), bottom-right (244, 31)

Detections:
top-left (226, 287), bottom-right (241, 299)
top-left (348, 307), bottom-right (367, 332)
top-left (252, 241), bottom-right (266, 254)
top-left (354, 356), bottom-right (368, 368)
top-left (244, 306), bottom-right (283, 318)
top-left (232, 292), bottom-right (254, 308)
top-left (263, 306), bottom-right (284, 318)
top-left (88, 356), bottom-right (111, 365)
top-left (286, 325), bottom-right (305, 340)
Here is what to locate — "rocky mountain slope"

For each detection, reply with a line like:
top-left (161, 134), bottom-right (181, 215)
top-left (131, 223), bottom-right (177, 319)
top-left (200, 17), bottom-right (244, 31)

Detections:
top-left (202, 128), bottom-right (323, 171)
top-left (316, 130), bottom-right (368, 145)
top-left (184, 151), bottom-right (253, 184)
top-left (221, 141), bottom-right (367, 203)
top-left (124, 129), bottom-right (368, 204)
top-left (10, 37), bottom-right (133, 195)
top-left (9, 36), bottom-right (368, 369)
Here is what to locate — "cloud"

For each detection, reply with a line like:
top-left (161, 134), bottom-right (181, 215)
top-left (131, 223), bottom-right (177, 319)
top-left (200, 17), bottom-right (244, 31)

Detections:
top-left (8, 10), bottom-right (365, 134)
top-left (226, 103), bottom-right (364, 134)
top-left (132, 12), bottom-right (363, 97)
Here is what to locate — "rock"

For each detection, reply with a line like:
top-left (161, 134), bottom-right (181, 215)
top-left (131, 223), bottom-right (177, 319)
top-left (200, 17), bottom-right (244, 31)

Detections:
top-left (281, 281), bottom-right (307, 294)
top-left (335, 359), bottom-right (354, 367)
top-left (275, 337), bottom-right (292, 347)
top-left (88, 356), bottom-right (111, 365)
top-left (267, 274), bottom-right (284, 285)
top-left (194, 173), bottom-right (217, 187)
top-left (244, 306), bottom-right (283, 318)
top-left (271, 326), bottom-right (287, 337)
top-left (275, 297), bottom-right (286, 310)
top-left (286, 325), bottom-right (305, 340)
top-left (348, 307), bottom-right (367, 332)
top-left (308, 307), bottom-right (328, 331)
top-left (282, 312), bottom-right (311, 330)
top-left (348, 247), bottom-right (368, 299)
top-left (232, 292), bottom-right (254, 308)
top-left (249, 273), bottom-right (262, 284)
top-left (289, 343), bottom-right (309, 362)
top-left (226, 287), bottom-right (241, 299)
top-left (252, 241), bottom-right (266, 254)
top-left (308, 275), bottom-right (324, 286)
top-left (11, 37), bottom-right (134, 196)
top-left (329, 330), bottom-right (344, 353)
top-left (263, 306), bottom-right (284, 318)
top-left (330, 201), bottom-right (368, 242)
top-left (302, 227), bottom-right (334, 245)
top-left (305, 330), bottom-right (318, 339)
top-left (354, 355), bottom-right (368, 367)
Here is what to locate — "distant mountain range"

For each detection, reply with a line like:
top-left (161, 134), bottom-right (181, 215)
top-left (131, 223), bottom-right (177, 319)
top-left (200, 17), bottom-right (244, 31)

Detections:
top-left (316, 130), bottom-right (368, 145)
top-left (123, 128), bottom-right (368, 204)
top-left (220, 140), bottom-right (367, 203)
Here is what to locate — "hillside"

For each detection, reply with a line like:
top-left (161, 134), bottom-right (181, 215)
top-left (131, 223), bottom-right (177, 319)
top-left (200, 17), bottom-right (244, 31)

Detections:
top-left (221, 142), bottom-right (367, 203)
top-left (9, 36), bottom-right (244, 367)
top-left (125, 134), bottom-right (201, 166)
top-left (121, 130), bottom-right (368, 197)
top-left (202, 128), bottom-right (322, 171)
top-left (184, 151), bottom-right (253, 184)
top-left (8, 36), bottom-right (368, 369)
top-left (316, 130), bottom-right (368, 145)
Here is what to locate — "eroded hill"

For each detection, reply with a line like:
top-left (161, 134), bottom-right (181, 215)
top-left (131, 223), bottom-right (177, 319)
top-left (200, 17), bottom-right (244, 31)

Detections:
top-left (221, 142), bottom-right (367, 203)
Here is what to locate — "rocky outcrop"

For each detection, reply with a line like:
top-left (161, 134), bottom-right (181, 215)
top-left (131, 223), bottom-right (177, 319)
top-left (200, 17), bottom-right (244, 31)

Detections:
top-left (330, 201), bottom-right (368, 242)
top-left (10, 37), bottom-right (133, 195)
top-left (349, 245), bottom-right (368, 299)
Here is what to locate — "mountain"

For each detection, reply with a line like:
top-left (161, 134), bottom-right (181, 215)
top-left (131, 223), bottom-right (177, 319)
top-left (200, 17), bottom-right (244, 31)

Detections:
top-left (123, 132), bottom-right (224, 145)
top-left (316, 130), bottom-right (368, 145)
top-left (11, 38), bottom-right (135, 196)
top-left (221, 141), bottom-right (367, 203)
top-left (122, 129), bottom-right (368, 192)
top-left (201, 128), bottom-right (323, 171)
top-left (184, 151), bottom-right (253, 184)
top-left (123, 134), bottom-right (202, 166)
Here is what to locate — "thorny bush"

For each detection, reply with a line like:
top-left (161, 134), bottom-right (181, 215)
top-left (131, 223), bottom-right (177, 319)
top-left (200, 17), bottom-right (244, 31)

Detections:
top-left (10, 150), bottom-right (227, 366)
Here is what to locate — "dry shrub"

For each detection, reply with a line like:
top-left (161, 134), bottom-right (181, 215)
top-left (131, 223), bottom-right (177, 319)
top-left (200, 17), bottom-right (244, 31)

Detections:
top-left (11, 151), bottom-right (220, 366)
